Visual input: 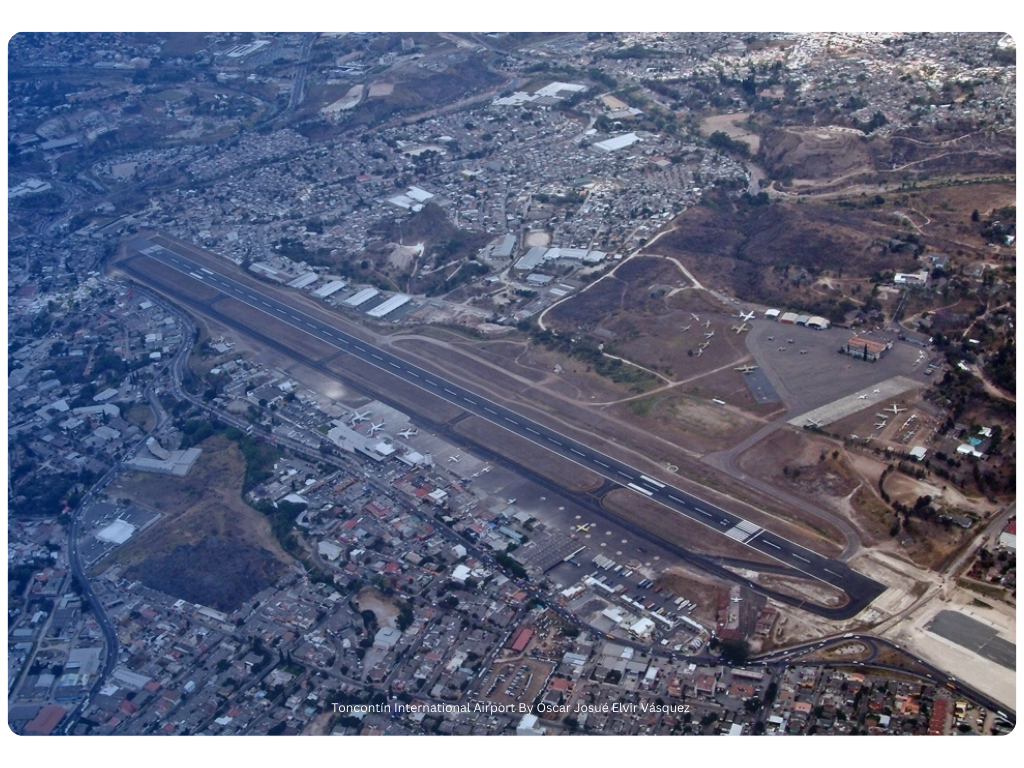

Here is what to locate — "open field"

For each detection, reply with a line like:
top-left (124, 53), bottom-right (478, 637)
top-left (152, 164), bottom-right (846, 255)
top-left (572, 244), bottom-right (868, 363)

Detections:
top-left (700, 112), bottom-right (760, 154)
top-left (103, 434), bottom-right (290, 610)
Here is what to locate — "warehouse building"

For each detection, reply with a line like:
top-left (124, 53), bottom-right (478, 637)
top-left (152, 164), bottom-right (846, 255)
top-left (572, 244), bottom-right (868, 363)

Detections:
top-left (842, 337), bottom-right (890, 361)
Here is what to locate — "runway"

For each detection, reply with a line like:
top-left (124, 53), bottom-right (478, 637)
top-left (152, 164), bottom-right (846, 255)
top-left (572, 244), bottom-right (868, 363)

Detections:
top-left (120, 235), bottom-right (887, 618)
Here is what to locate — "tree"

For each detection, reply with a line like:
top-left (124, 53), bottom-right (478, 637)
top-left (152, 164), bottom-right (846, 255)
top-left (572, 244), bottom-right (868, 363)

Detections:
top-left (719, 638), bottom-right (751, 664)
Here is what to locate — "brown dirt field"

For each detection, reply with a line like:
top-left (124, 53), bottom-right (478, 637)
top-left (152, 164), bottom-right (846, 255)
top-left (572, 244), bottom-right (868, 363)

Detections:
top-left (354, 587), bottom-right (401, 628)
top-left (452, 416), bottom-right (602, 494)
top-left (212, 296), bottom-right (339, 362)
top-left (740, 429), bottom-right (860, 502)
top-left (545, 257), bottom-right (754, 388)
top-left (106, 434), bottom-right (291, 569)
top-left (898, 516), bottom-right (976, 571)
top-left (124, 403), bottom-right (155, 432)
top-left (601, 488), bottom-right (779, 565)
top-left (612, 390), bottom-right (763, 455)
top-left (752, 572), bottom-right (849, 609)
top-left (700, 112), bottom-right (761, 154)
top-left (850, 486), bottom-right (895, 546)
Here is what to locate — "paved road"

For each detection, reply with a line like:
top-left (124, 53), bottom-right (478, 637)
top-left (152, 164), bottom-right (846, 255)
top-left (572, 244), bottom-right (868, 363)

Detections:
top-left (120, 236), bottom-right (886, 619)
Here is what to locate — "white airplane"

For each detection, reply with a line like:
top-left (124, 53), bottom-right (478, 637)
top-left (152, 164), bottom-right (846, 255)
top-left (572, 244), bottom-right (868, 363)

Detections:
top-left (368, 421), bottom-right (386, 435)
top-left (858, 394), bottom-right (868, 400)
top-left (681, 324), bottom-right (691, 333)
top-left (349, 409), bottom-right (371, 425)
top-left (738, 310), bottom-right (755, 322)
top-left (731, 323), bottom-right (748, 334)
top-left (805, 418), bottom-right (823, 428)
top-left (767, 335), bottom-right (774, 341)
top-left (730, 596), bottom-right (743, 603)
top-left (874, 420), bottom-right (888, 429)
top-left (704, 330), bottom-right (715, 339)
top-left (691, 313), bottom-right (700, 321)
top-left (695, 348), bottom-right (703, 358)
top-left (572, 523), bottom-right (592, 533)
top-left (887, 404), bottom-right (907, 414)
top-left (507, 498), bottom-right (516, 505)
top-left (480, 466), bottom-right (491, 474)
top-left (703, 319), bottom-right (712, 329)
top-left (799, 349), bottom-right (808, 355)
top-left (448, 454), bottom-right (461, 463)
top-left (735, 365), bottom-right (759, 374)
top-left (398, 428), bottom-right (418, 439)
top-left (872, 389), bottom-right (880, 394)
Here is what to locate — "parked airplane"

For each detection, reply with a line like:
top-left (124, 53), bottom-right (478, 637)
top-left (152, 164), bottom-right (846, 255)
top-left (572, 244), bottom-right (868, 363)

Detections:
top-left (799, 349), bottom-right (808, 355)
top-left (805, 418), bottom-right (823, 428)
top-left (349, 409), bottom-right (371, 425)
top-left (738, 310), bottom-right (755, 322)
top-left (572, 523), bottom-right (592, 533)
top-left (398, 428), bottom-right (418, 439)
top-left (507, 498), bottom-right (516, 505)
top-left (767, 335), bottom-right (774, 341)
top-left (368, 421), bottom-right (386, 435)
top-left (704, 330), bottom-right (715, 338)
top-left (691, 313), bottom-right (700, 321)
top-left (703, 319), bottom-right (712, 329)
top-left (480, 465), bottom-right (491, 474)
top-left (888, 404), bottom-right (907, 414)
top-left (872, 389), bottom-right (881, 394)
top-left (695, 348), bottom-right (703, 357)
top-left (874, 420), bottom-right (888, 429)
top-left (447, 454), bottom-right (461, 463)
top-left (681, 324), bottom-right (691, 332)
top-left (858, 394), bottom-right (868, 400)
top-left (734, 365), bottom-right (759, 374)
top-left (731, 323), bottom-right (748, 334)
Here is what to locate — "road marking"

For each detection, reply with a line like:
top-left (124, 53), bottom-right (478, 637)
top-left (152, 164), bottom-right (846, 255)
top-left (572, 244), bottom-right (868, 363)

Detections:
top-left (696, 509), bottom-right (712, 517)
top-left (484, 407), bottom-right (497, 414)
top-left (354, 346), bottom-right (365, 352)
top-left (389, 362), bottom-right (401, 369)
top-left (463, 397), bottom-right (476, 405)
top-left (262, 301), bottom-right (271, 307)
top-left (719, 519), bottom-right (730, 526)
top-left (548, 438), bottom-right (562, 446)
top-left (763, 540), bottom-right (781, 549)
top-left (668, 494), bottom-right (685, 504)
top-left (627, 483), bottom-right (653, 497)
top-left (640, 474), bottom-right (666, 489)
top-left (371, 353), bottom-right (383, 360)
top-left (792, 554), bottom-right (811, 563)
top-left (525, 427), bottom-right (540, 435)
top-left (505, 417), bottom-right (518, 425)
top-left (426, 380), bottom-right (438, 387)
top-left (594, 460), bottom-right (609, 468)
top-left (570, 448), bottom-right (585, 456)
top-left (444, 388), bottom-right (458, 395)
top-left (406, 370), bottom-right (417, 376)
top-left (617, 471), bottom-right (633, 480)
top-left (824, 568), bottom-right (840, 577)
